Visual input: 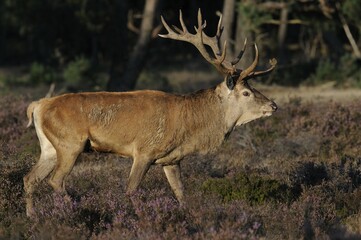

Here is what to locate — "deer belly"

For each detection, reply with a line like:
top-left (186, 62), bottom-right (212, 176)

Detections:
top-left (89, 138), bottom-right (134, 157)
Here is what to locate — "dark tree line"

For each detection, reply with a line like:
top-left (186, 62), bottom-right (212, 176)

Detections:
top-left (1, 0), bottom-right (361, 91)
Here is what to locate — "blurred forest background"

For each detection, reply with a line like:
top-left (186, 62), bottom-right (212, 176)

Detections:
top-left (1, 0), bottom-right (361, 93)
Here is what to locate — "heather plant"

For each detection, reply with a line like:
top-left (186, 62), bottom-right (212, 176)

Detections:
top-left (320, 102), bottom-right (361, 157)
top-left (0, 94), bottom-right (29, 143)
top-left (1, 93), bottom-right (361, 239)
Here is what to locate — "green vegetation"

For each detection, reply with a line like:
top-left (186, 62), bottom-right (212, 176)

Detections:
top-left (202, 172), bottom-right (297, 204)
top-left (63, 57), bottom-right (91, 87)
top-left (29, 62), bottom-right (58, 85)
top-left (306, 54), bottom-right (361, 87)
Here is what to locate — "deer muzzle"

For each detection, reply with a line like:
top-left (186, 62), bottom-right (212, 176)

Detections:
top-left (261, 101), bottom-right (278, 116)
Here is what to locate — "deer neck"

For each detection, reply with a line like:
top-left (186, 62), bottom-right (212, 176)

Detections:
top-left (215, 82), bottom-right (243, 132)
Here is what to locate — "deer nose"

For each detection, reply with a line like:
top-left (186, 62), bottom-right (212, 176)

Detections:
top-left (270, 102), bottom-right (278, 111)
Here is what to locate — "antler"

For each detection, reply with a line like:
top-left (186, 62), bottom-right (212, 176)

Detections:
top-left (243, 58), bottom-right (277, 81)
top-left (159, 9), bottom-right (276, 81)
top-left (159, 9), bottom-right (237, 75)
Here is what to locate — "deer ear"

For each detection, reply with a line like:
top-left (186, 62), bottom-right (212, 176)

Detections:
top-left (226, 75), bottom-right (236, 90)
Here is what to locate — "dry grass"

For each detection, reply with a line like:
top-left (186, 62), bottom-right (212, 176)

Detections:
top-left (1, 86), bottom-right (361, 239)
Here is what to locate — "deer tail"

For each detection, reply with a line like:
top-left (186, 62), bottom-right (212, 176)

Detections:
top-left (26, 101), bottom-right (39, 128)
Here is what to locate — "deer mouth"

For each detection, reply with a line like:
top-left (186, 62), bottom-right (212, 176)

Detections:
top-left (262, 111), bottom-right (273, 117)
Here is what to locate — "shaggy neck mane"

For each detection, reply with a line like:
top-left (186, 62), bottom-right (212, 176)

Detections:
top-left (178, 87), bottom-right (228, 154)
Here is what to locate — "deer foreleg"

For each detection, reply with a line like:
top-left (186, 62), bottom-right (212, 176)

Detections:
top-left (126, 157), bottom-right (152, 194)
top-left (163, 164), bottom-right (184, 205)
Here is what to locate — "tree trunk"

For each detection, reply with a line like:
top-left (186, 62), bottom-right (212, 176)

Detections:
top-left (235, 2), bottom-right (254, 68)
top-left (107, 0), bottom-right (160, 91)
top-left (221, 0), bottom-right (235, 57)
top-left (277, 6), bottom-right (288, 64)
top-left (337, 7), bottom-right (361, 59)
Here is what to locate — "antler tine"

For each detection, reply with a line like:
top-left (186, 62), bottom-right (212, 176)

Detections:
top-left (200, 14), bottom-right (227, 62)
top-left (179, 10), bottom-right (188, 33)
top-left (159, 16), bottom-right (174, 38)
top-left (172, 25), bottom-right (183, 34)
top-left (194, 12), bottom-right (206, 33)
top-left (239, 43), bottom-right (259, 79)
top-left (216, 14), bottom-right (223, 38)
top-left (231, 38), bottom-right (247, 66)
top-left (244, 58), bottom-right (277, 80)
top-left (197, 8), bottom-right (203, 30)
top-left (194, 21), bottom-right (207, 33)
top-left (212, 14), bottom-right (224, 56)
top-left (194, 9), bottom-right (205, 32)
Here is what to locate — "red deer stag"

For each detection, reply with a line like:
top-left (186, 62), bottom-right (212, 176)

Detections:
top-left (24, 9), bottom-right (277, 217)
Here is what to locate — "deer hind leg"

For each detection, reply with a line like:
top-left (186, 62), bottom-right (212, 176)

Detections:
top-left (48, 142), bottom-right (85, 195)
top-left (163, 164), bottom-right (184, 205)
top-left (24, 129), bottom-right (57, 217)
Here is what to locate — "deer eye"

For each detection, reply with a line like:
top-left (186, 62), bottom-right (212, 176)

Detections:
top-left (242, 91), bottom-right (250, 97)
